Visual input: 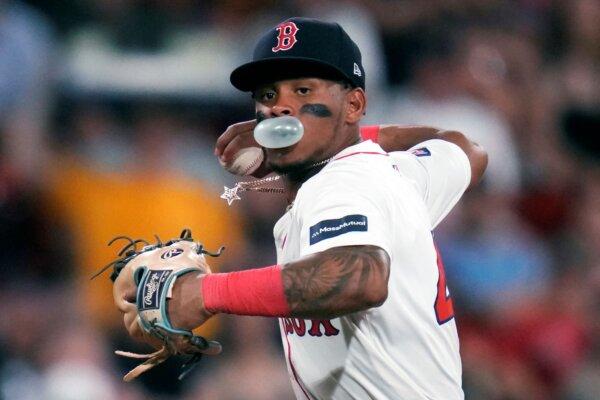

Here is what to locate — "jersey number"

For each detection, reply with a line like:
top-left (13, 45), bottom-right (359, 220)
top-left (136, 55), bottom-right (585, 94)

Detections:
top-left (434, 246), bottom-right (455, 325)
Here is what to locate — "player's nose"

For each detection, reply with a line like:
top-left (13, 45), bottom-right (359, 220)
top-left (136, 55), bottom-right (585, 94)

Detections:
top-left (270, 105), bottom-right (293, 117)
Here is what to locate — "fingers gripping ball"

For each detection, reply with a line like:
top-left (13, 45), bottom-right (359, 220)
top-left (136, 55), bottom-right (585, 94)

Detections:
top-left (92, 229), bottom-right (224, 381)
top-left (219, 146), bottom-right (264, 176)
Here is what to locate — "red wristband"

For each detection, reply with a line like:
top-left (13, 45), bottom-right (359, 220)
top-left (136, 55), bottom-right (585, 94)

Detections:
top-left (360, 125), bottom-right (380, 142)
top-left (202, 265), bottom-right (291, 317)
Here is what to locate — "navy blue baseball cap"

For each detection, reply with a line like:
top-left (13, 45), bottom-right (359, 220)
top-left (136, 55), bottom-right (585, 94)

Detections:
top-left (230, 17), bottom-right (365, 92)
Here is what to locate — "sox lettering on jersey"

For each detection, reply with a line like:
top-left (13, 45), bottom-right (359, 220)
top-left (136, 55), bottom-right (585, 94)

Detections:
top-left (308, 319), bottom-right (340, 336)
top-left (272, 21), bottom-right (299, 52)
top-left (292, 318), bottom-right (306, 336)
top-left (283, 318), bottom-right (340, 337)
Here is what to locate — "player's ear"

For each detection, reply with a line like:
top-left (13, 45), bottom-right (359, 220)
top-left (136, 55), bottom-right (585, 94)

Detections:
top-left (345, 87), bottom-right (366, 124)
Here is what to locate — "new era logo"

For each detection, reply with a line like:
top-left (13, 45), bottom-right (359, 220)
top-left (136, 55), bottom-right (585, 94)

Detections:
top-left (353, 63), bottom-right (362, 76)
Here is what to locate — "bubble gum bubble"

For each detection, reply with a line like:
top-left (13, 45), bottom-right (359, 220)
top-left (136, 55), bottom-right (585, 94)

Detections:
top-left (254, 116), bottom-right (304, 149)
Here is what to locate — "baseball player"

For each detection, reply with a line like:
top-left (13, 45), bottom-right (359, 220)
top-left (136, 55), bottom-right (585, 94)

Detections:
top-left (122, 17), bottom-right (488, 399)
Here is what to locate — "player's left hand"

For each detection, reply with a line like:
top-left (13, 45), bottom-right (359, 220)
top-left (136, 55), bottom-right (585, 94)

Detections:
top-left (93, 229), bottom-right (224, 381)
top-left (166, 270), bottom-right (212, 332)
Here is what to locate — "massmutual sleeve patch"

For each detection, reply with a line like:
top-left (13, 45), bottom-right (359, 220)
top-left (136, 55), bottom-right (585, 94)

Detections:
top-left (411, 147), bottom-right (431, 157)
top-left (309, 214), bottom-right (368, 245)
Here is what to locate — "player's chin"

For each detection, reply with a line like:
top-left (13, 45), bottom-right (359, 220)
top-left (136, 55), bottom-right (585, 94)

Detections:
top-left (269, 158), bottom-right (313, 175)
top-left (268, 160), bottom-right (294, 174)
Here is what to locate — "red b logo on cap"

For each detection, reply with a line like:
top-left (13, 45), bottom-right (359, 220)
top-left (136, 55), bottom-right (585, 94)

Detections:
top-left (272, 21), bottom-right (299, 52)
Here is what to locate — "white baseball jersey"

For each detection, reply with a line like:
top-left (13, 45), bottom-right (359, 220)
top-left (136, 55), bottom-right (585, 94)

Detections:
top-left (273, 139), bottom-right (471, 399)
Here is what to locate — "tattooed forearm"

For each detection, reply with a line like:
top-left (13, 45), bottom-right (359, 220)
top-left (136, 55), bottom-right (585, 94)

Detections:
top-left (281, 245), bottom-right (390, 319)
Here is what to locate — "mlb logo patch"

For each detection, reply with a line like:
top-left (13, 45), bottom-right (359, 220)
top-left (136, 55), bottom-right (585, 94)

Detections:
top-left (411, 147), bottom-right (431, 157)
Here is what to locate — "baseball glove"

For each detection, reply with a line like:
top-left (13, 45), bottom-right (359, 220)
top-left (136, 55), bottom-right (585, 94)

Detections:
top-left (92, 229), bottom-right (224, 381)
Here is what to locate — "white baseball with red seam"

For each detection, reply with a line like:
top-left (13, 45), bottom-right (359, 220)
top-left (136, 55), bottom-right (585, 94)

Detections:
top-left (219, 146), bottom-right (264, 176)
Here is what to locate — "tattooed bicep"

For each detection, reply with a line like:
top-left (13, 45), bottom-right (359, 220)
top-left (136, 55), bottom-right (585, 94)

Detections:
top-left (282, 245), bottom-right (390, 318)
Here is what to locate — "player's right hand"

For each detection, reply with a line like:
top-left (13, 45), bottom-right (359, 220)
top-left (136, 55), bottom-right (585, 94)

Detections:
top-left (215, 119), bottom-right (272, 178)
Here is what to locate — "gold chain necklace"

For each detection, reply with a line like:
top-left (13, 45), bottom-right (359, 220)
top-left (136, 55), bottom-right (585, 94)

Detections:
top-left (220, 157), bottom-right (332, 206)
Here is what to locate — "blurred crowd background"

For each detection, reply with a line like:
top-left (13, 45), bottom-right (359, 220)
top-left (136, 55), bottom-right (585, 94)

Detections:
top-left (0, 0), bottom-right (598, 399)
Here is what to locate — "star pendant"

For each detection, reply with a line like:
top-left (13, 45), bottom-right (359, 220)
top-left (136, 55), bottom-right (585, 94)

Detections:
top-left (220, 184), bottom-right (242, 206)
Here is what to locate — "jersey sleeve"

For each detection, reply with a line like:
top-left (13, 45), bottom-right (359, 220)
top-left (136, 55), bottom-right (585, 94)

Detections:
top-left (390, 139), bottom-right (471, 229)
top-left (296, 168), bottom-right (392, 258)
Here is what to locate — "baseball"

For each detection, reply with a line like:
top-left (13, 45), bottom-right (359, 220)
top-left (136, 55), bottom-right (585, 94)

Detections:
top-left (220, 146), bottom-right (264, 176)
